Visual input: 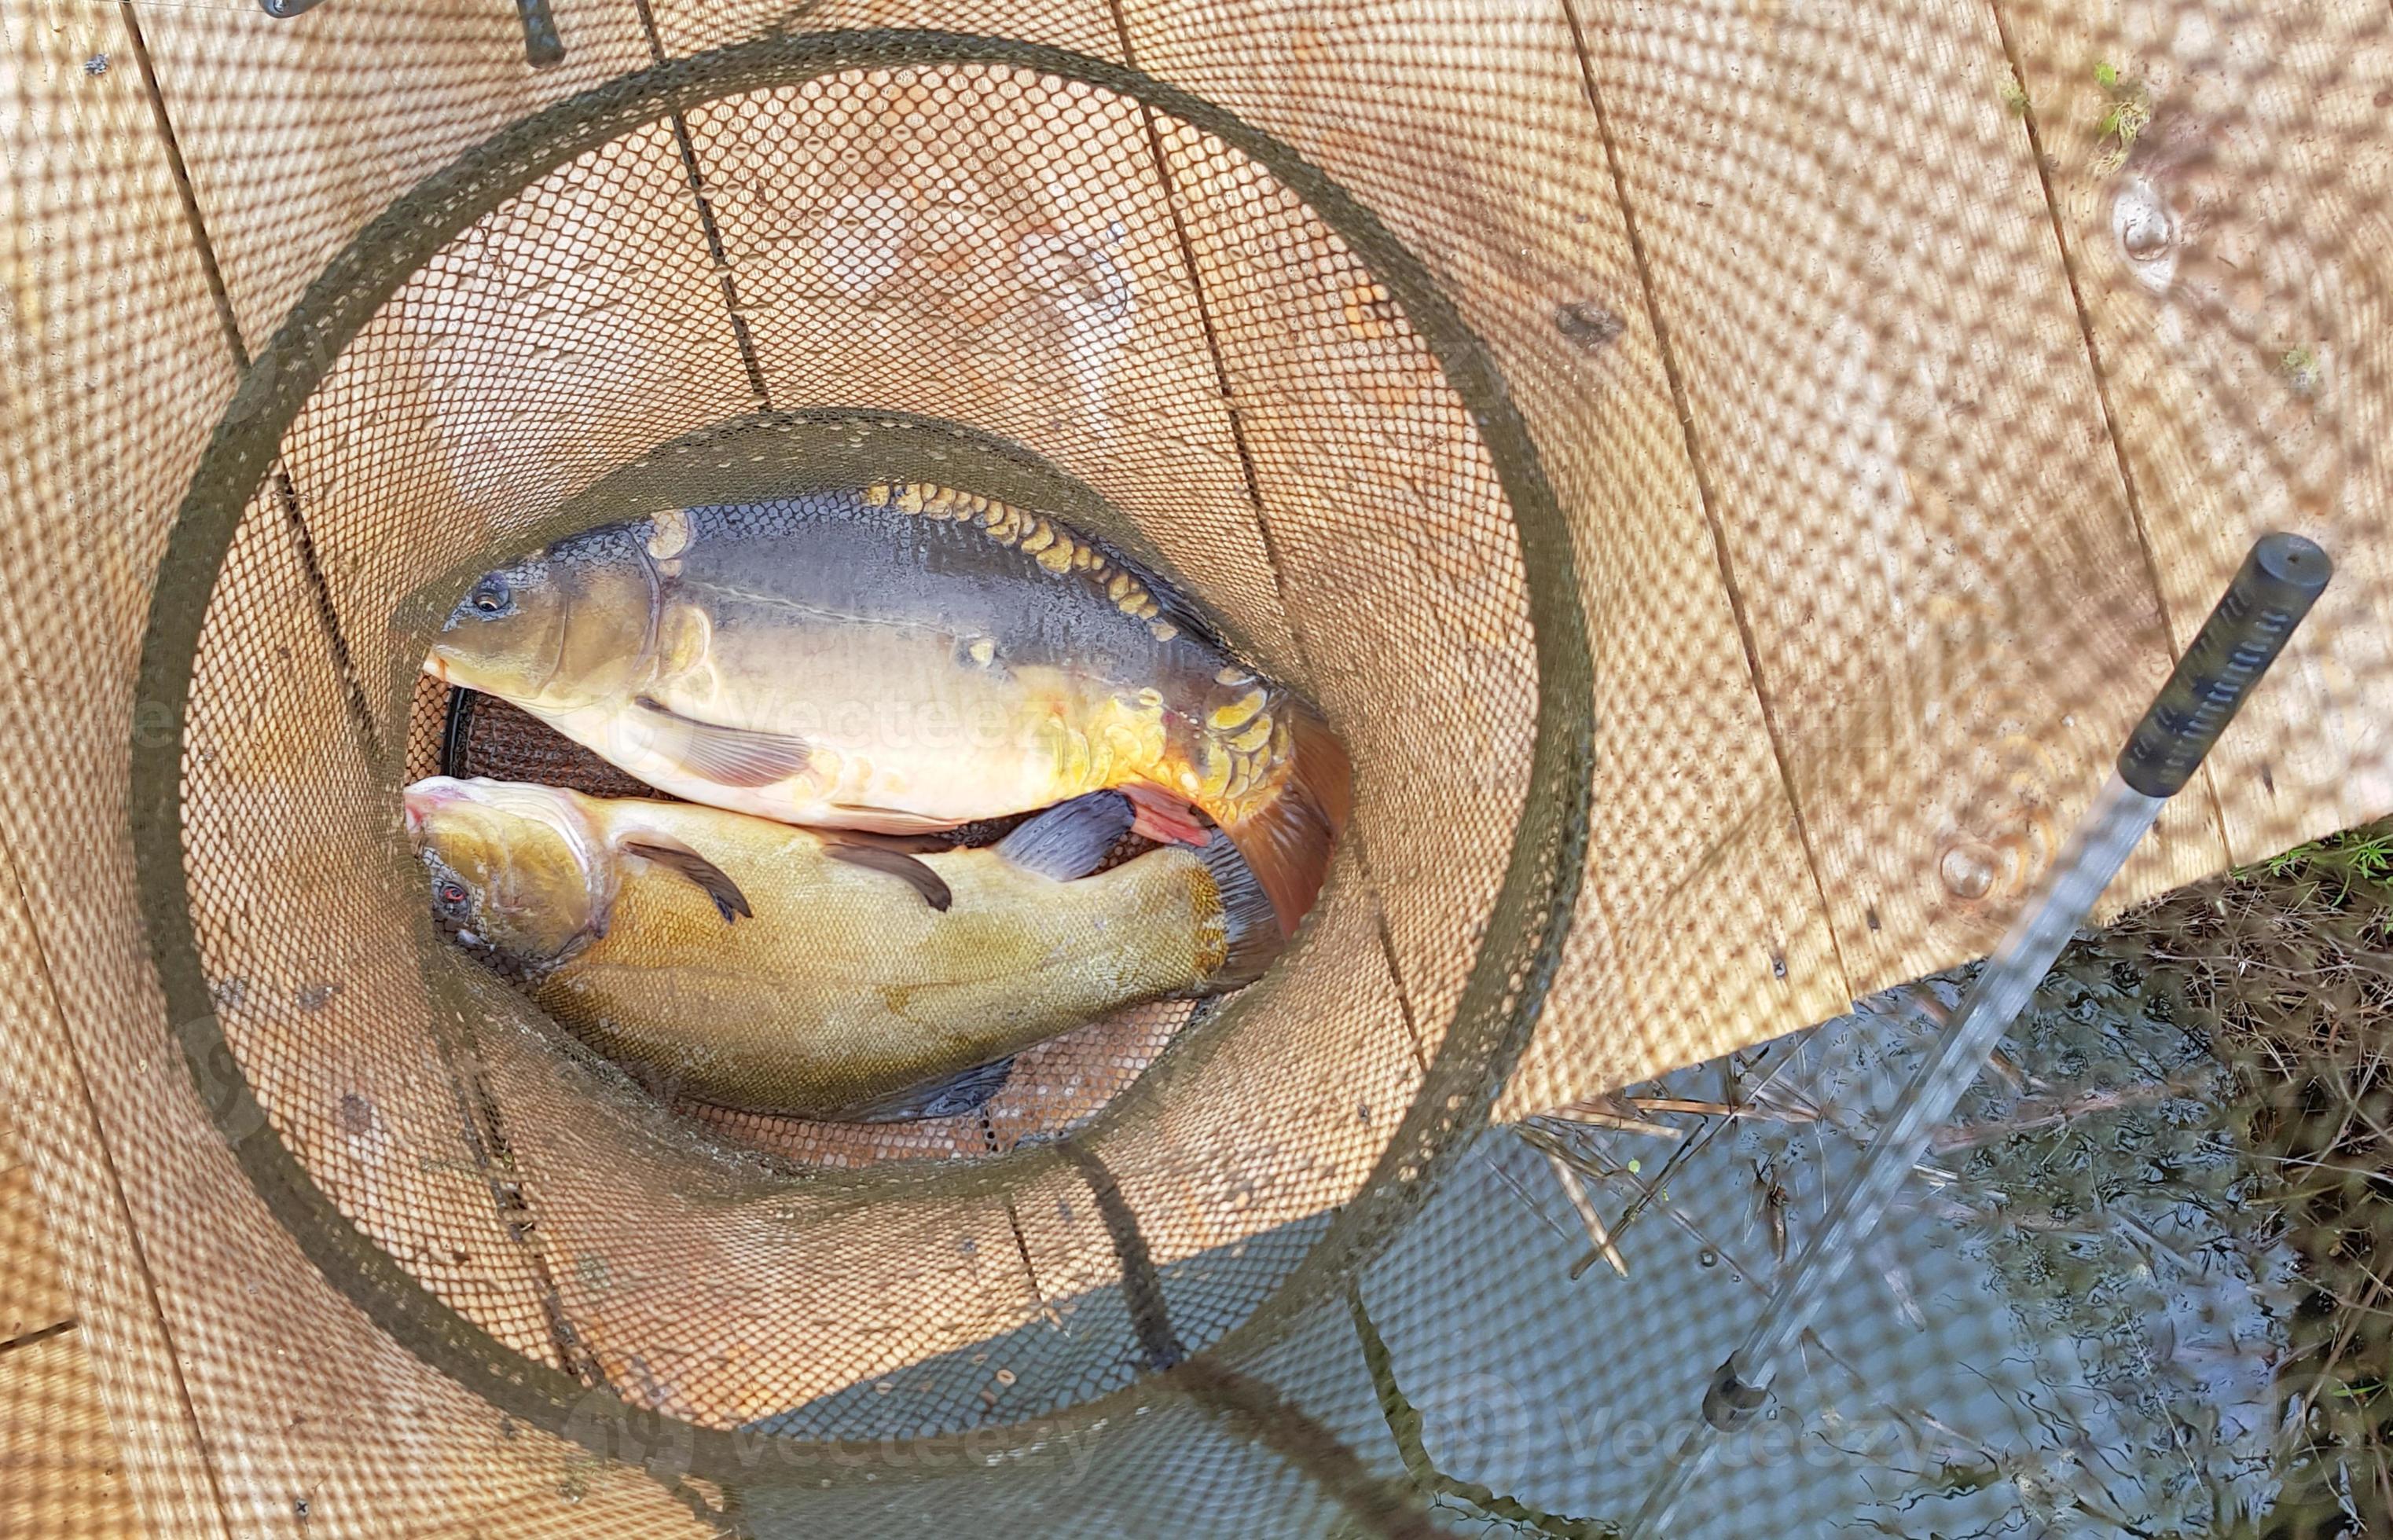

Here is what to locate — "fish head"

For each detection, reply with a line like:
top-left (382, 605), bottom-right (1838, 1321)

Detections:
top-left (425, 526), bottom-right (658, 710)
top-left (402, 776), bottom-right (611, 969)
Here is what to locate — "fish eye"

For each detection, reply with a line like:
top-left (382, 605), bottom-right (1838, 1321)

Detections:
top-left (435, 880), bottom-right (470, 912)
top-left (467, 574), bottom-right (511, 616)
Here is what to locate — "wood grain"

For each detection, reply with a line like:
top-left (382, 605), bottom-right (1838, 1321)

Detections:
top-left (0, 6), bottom-right (737, 1534)
top-left (0, 1165), bottom-right (76, 1349)
top-left (0, 1106), bottom-right (142, 1537)
top-left (0, 1330), bottom-right (145, 1540)
top-left (262, 113), bottom-right (771, 712)
top-left (0, 2), bottom-right (251, 1531)
top-left (1074, 837), bottom-right (1425, 1271)
top-left (667, 62), bottom-right (1305, 670)
top-left (1998, 0), bottom-right (2393, 863)
top-left (1565, 0), bottom-right (2230, 1002)
top-left (648, 0), bottom-right (1120, 59)
top-left (130, 0), bottom-right (651, 351)
top-left (1119, 0), bottom-right (1847, 1107)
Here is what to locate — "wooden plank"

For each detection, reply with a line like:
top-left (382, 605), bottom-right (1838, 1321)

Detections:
top-left (1121, 0), bottom-right (1848, 1111)
top-left (2000, 0), bottom-right (2393, 863)
top-left (0, 1109), bottom-right (137, 1537)
top-left (136, 2), bottom-right (758, 731)
top-left (1, 1161), bottom-right (77, 1348)
top-left (0, 8), bottom-right (750, 1535)
top-left (650, 0), bottom-right (1121, 60)
top-left (2, 827), bottom-right (725, 1538)
top-left (265, 113), bottom-right (772, 711)
top-left (2, 1100), bottom-right (79, 1350)
top-left (1076, 838), bottom-right (1424, 1267)
top-left (0, 2), bottom-right (251, 1531)
top-left (971, 845), bottom-right (1425, 1370)
top-left (1567, 0), bottom-right (2228, 999)
top-left (464, 1013), bottom-right (1048, 1428)
top-left (0, 1330), bottom-right (145, 1540)
top-left (1122, 117), bottom-right (1540, 1076)
top-left (666, 60), bottom-right (1305, 669)
top-left (131, 0), bottom-right (652, 350)
top-left (180, 494), bottom-right (569, 1366)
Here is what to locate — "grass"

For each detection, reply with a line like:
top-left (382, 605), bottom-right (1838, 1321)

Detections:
top-left (2258, 824), bottom-right (2392, 892)
top-left (2104, 816), bottom-right (2393, 1537)
top-left (2091, 60), bottom-right (2152, 173)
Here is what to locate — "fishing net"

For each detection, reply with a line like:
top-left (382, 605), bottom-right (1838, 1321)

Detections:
top-left (0, 2), bottom-right (2385, 1536)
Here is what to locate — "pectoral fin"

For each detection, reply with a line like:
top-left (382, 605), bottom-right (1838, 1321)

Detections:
top-left (823, 839), bottom-right (953, 911)
top-left (993, 790), bottom-right (1133, 881)
top-left (622, 836), bottom-right (751, 923)
top-left (632, 695), bottom-right (811, 787)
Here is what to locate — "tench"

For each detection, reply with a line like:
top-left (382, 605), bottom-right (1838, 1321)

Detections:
top-left (402, 776), bottom-right (1278, 1121)
top-left (422, 486), bottom-right (1349, 937)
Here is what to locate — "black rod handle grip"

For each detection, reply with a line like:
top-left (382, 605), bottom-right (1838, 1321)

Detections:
top-left (2117, 533), bottom-right (2331, 798)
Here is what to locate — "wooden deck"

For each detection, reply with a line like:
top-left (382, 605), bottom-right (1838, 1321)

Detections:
top-left (0, 0), bottom-right (2384, 1529)
top-left (0, 1108), bottom-right (144, 1539)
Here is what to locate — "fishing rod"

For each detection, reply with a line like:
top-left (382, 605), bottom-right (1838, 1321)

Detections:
top-left (260, 0), bottom-right (567, 70)
top-left (1624, 531), bottom-right (2332, 1538)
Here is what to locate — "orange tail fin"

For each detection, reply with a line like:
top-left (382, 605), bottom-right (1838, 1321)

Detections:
top-left (1221, 705), bottom-right (1351, 938)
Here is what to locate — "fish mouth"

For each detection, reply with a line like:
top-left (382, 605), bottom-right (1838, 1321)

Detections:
top-left (401, 776), bottom-right (467, 837)
top-left (422, 651), bottom-right (453, 684)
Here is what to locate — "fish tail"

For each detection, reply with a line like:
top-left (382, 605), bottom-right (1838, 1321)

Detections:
top-left (1193, 835), bottom-right (1285, 989)
top-left (1219, 703), bottom-right (1350, 938)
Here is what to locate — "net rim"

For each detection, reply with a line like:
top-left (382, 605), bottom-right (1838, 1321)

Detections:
top-left (129, 28), bottom-right (1595, 1484)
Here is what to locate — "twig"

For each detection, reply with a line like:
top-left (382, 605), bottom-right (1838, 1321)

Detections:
top-left (1540, 1103), bottom-right (1685, 1139)
top-left (1623, 1094), bottom-right (1825, 1127)
top-left (1930, 1069), bottom-right (2211, 1154)
top-left (1544, 1151), bottom-right (1628, 1279)
top-left (1514, 1120), bottom-right (1620, 1181)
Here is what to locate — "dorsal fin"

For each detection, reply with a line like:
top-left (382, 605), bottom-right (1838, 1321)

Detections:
top-left (858, 482), bottom-right (1221, 648)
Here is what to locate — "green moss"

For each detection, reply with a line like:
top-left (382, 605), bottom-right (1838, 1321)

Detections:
top-left (2281, 344), bottom-right (2327, 398)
